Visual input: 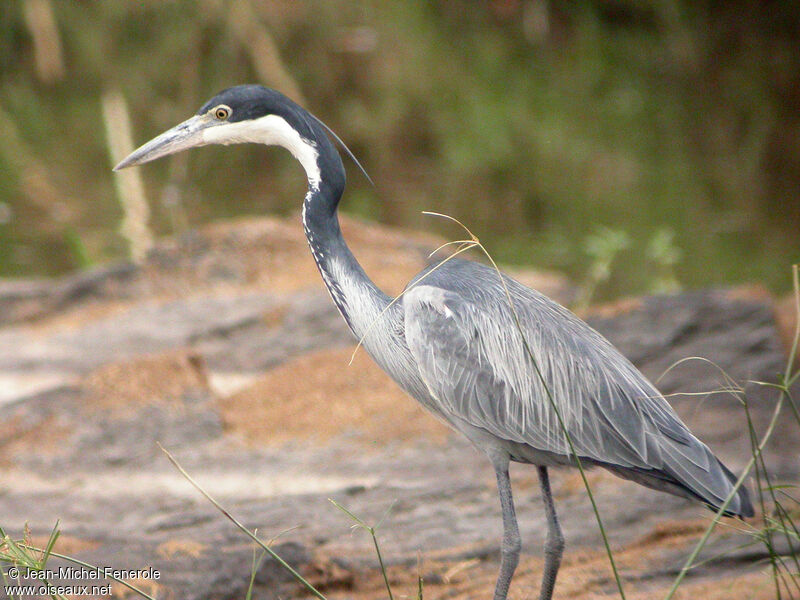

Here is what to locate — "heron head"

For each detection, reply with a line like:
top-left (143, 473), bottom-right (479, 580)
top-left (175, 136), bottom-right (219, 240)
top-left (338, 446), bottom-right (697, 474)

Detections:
top-left (114, 85), bottom-right (318, 173)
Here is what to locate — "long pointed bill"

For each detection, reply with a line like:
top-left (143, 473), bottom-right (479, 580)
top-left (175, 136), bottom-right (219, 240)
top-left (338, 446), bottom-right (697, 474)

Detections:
top-left (113, 114), bottom-right (211, 171)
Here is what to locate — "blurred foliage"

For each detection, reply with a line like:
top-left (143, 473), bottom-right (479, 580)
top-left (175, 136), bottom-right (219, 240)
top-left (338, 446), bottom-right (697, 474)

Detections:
top-left (577, 225), bottom-right (631, 309)
top-left (0, 0), bottom-right (798, 300)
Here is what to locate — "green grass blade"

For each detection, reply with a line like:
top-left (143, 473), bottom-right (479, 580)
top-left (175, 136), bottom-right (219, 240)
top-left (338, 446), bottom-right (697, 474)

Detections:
top-left (159, 443), bottom-right (327, 600)
top-left (663, 393), bottom-right (786, 599)
top-left (423, 212), bottom-right (628, 599)
top-left (329, 498), bottom-right (394, 600)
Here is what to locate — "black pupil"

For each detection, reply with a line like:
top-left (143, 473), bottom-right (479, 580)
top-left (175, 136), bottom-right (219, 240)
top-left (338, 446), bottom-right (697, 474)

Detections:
top-left (217, 109), bottom-right (226, 118)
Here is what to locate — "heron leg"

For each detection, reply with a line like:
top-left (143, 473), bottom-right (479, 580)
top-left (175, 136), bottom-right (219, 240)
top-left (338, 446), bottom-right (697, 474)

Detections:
top-left (492, 458), bottom-right (521, 600)
top-left (537, 465), bottom-right (564, 600)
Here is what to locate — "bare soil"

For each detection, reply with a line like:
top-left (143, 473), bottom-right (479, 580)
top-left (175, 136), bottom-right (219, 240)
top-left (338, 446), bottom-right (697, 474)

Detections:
top-left (0, 215), bottom-right (796, 600)
top-left (218, 346), bottom-right (451, 447)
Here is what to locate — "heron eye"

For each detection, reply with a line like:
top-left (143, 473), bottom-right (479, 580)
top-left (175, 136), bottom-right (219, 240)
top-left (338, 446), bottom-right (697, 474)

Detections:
top-left (213, 105), bottom-right (231, 120)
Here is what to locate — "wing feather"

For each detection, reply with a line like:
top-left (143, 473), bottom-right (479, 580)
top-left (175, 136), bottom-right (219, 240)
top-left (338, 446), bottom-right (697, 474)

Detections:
top-left (400, 260), bottom-right (750, 515)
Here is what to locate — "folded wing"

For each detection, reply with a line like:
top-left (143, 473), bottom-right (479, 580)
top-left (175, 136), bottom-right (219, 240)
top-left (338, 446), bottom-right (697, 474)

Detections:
top-left (402, 265), bottom-right (751, 517)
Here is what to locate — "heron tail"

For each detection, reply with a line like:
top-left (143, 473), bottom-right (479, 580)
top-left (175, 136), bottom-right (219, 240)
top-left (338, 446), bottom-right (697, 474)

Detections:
top-left (716, 459), bottom-right (755, 518)
top-left (603, 447), bottom-right (755, 519)
top-left (660, 447), bottom-right (755, 519)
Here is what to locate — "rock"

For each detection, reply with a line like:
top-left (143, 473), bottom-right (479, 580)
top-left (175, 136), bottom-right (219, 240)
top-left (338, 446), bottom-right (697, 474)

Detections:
top-left (0, 262), bottom-right (139, 326)
top-left (0, 291), bottom-right (283, 405)
top-left (584, 287), bottom-right (786, 396)
top-left (0, 351), bottom-right (222, 470)
top-left (775, 291), bottom-right (799, 366)
top-left (585, 287), bottom-right (799, 477)
top-left (0, 214), bottom-right (444, 328)
top-left (0, 216), bottom-right (797, 600)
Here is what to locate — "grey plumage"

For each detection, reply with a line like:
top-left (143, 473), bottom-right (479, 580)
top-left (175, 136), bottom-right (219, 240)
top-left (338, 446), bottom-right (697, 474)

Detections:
top-left (400, 259), bottom-right (752, 517)
top-left (115, 85), bottom-right (754, 600)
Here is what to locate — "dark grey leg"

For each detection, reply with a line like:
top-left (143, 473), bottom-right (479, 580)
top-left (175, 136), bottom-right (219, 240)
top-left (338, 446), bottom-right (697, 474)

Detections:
top-left (493, 459), bottom-right (521, 600)
top-left (537, 466), bottom-right (564, 600)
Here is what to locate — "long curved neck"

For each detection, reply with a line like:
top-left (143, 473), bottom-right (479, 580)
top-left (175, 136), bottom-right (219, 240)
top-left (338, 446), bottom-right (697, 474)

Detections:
top-left (297, 120), bottom-right (391, 339)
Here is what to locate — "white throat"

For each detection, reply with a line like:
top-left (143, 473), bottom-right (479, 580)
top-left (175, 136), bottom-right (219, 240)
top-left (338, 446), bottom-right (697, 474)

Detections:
top-left (202, 114), bottom-right (321, 190)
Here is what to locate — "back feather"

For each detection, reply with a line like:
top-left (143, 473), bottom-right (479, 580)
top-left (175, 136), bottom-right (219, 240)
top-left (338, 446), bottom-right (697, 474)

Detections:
top-left (402, 259), bottom-right (753, 518)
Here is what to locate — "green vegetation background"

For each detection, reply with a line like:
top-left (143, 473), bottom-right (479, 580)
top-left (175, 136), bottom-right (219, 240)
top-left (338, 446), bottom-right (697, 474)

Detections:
top-left (0, 1), bottom-right (797, 301)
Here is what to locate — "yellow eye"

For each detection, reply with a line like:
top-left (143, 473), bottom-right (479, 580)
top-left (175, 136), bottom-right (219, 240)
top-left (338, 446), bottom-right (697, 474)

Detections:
top-left (213, 105), bottom-right (231, 120)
